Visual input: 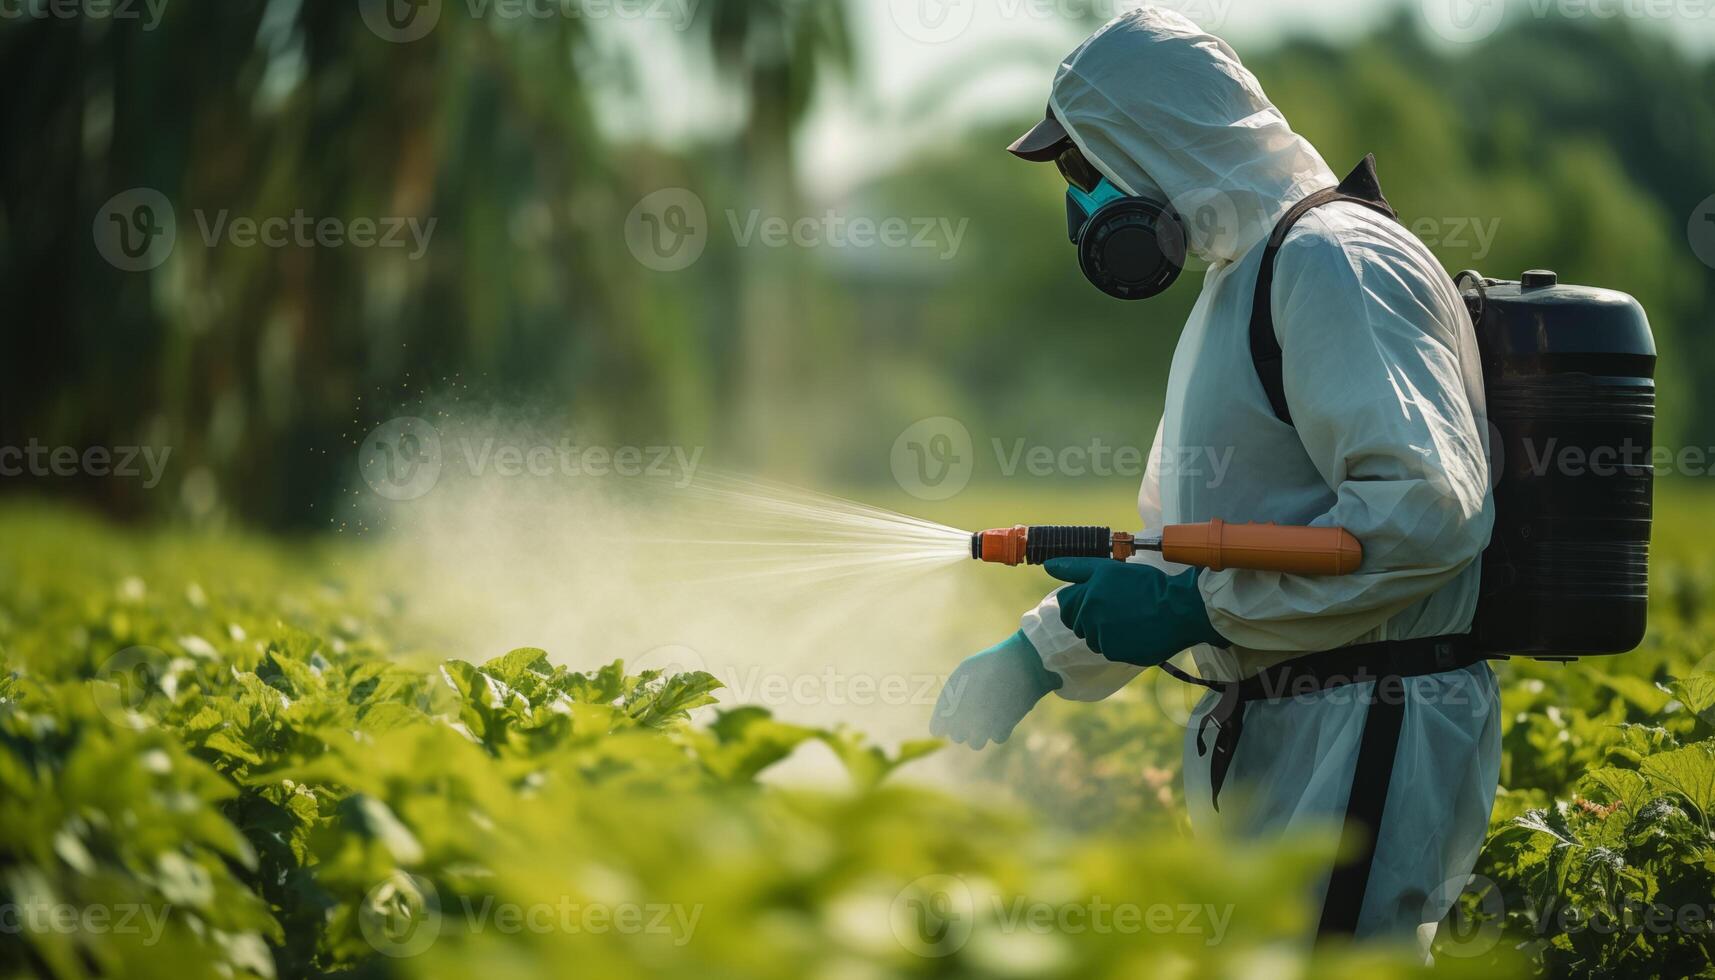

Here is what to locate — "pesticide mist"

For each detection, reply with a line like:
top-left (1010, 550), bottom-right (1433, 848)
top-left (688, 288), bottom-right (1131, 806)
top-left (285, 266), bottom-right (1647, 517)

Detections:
top-left (358, 415), bottom-right (1027, 778)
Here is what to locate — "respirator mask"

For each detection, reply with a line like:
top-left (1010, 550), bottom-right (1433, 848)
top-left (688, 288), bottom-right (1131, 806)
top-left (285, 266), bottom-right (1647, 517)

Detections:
top-left (1056, 145), bottom-right (1187, 301)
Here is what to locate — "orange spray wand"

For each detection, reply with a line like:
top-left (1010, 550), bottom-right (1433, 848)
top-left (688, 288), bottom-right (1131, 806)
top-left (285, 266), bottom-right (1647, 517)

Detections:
top-left (970, 520), bottom-right (1362, 576)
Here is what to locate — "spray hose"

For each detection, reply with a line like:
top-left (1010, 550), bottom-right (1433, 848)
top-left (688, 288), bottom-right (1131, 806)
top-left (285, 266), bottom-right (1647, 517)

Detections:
top-left (971, 520), bottom-right (1362, 576)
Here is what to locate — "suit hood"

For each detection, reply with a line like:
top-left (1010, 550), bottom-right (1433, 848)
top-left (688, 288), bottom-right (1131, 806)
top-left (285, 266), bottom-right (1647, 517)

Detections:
top-left (1048, 7), bottom-right (1337, 264)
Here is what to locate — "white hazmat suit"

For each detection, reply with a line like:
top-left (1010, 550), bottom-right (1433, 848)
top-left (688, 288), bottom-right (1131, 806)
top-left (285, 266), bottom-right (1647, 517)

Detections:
top-left (1015, 8), bottom-right (1503, 953)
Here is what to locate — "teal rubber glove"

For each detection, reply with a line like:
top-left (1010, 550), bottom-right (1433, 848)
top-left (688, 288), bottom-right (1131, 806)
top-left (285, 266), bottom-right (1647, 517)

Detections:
top-left (1045, 559), bottom-right (1229, 667)
top-left (931, 631), bottom-right (1063, 750)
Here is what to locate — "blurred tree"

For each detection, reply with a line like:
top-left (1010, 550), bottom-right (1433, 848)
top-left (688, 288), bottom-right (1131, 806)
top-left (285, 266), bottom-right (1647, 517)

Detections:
top-left (0, 3), bottom-right (643, 527)
top-left (690, 0), bottom-right (855, 467)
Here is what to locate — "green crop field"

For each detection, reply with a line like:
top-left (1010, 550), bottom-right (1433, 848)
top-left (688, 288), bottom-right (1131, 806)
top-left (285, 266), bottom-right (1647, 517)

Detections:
top-left (4, 485), bottom-right (1714, 979)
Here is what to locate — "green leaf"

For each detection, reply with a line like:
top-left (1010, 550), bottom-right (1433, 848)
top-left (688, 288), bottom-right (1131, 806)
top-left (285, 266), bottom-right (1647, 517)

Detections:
top-left (561, 661), bottom-right (632, 705)
top-left (339, 793), bottom-right (424, 864)
top-left (1580, 767), bottom-right (1652, 816)
top-left (198, 728), bottom-right (265, 765)
top-left (1671, 673), bottom-right (1715, 728)
top-left (439, 659), bottom-right (529, 745)
top-left (1594, 672), bottom-right (1674, 716)
top-left (356, 700), bottom-right (427, 734)
top-left (482, 647), bottom-right (554, 690)
top-left (627, 671), bottom-right (722, 729)
top-left (1640, 742), bottom-right (1715, 826)
top-left (258, 649), bottom-right (325, 699)
top-left (1513, 807), bottom-right (1576, 848)
top-left (815, 729), bottom-right (942, 790)
top-left (702, 706), bottom-right (819, 782)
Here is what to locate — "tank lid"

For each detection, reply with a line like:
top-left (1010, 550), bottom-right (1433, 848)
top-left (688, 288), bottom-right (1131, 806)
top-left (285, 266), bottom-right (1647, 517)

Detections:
top-left (1464, 271), bottom-right (1657, 362)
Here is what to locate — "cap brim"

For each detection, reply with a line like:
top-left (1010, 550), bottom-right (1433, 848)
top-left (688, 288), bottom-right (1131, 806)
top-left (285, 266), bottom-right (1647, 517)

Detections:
top-left (1007, 109), bottom-right (1071, 162)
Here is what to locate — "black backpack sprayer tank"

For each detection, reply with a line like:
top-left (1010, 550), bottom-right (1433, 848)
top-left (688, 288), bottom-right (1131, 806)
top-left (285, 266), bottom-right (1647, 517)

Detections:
top-left (1457, 270), bottom-right (1656, 658)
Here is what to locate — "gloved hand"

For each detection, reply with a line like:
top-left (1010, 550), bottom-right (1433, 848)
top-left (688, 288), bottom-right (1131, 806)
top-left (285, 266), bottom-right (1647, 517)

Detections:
top-left (1046, 558), bottom-right (1229, 667)
top-left (930, 631), bottom-right (1063, 750)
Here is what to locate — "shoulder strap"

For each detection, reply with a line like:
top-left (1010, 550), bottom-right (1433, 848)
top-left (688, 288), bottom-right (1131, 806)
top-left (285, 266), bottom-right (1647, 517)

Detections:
top-left (1249, 154), bottom-right (1400, 426)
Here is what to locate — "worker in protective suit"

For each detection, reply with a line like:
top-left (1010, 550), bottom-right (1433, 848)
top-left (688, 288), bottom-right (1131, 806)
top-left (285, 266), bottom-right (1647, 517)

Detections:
top-left (930, 7), bottom-right (1501, 955)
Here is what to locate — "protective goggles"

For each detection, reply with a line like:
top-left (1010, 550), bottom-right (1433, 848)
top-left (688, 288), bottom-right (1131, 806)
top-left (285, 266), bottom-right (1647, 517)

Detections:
top-left (1054, 144), bottom-right (1105, 194)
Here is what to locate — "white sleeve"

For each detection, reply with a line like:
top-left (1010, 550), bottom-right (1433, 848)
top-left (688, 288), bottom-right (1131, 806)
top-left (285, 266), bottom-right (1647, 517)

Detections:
top-left (1200, 214), bottom-right (1495, 651)
top-left (1022, 419), bottom-right (1185, 701)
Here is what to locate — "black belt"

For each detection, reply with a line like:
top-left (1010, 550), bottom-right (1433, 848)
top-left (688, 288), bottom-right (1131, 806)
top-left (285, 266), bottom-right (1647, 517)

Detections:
top-left (1166, 634), bottom-right (1494, 938)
